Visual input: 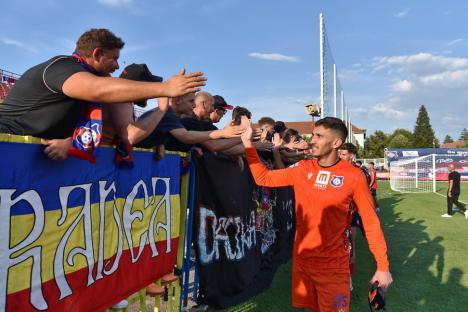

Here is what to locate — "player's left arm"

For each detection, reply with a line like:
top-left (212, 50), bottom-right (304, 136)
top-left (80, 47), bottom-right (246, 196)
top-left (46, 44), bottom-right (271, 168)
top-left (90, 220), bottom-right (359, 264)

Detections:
top-left (353, 172), bottom-right (393, 290)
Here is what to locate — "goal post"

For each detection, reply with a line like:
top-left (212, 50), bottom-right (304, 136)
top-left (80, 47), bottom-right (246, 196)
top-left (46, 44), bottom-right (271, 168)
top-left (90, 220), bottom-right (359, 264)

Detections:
top-left (390, 154), bottom-right (437, 193)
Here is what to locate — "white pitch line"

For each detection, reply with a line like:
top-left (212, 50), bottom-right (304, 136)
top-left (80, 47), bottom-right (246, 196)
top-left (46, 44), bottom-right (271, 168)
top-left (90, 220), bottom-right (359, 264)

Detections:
top-left (433, 192), bottom-right (468, 205)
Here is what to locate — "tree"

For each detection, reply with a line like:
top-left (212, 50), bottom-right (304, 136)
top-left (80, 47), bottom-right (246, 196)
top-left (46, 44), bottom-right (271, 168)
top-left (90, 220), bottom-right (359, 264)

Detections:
top-left (362, 130), bottom-right (389, 158)
top-left (412, 105), bottom-right (438, 148)
top-left (443, 135), bottom-right (454, 144)
top-left (388, 128), bottom-right (413, 148)
top-left (388, 134), bottom-right (411, 148)
top-left (460, 128), bottom-right (468, 141)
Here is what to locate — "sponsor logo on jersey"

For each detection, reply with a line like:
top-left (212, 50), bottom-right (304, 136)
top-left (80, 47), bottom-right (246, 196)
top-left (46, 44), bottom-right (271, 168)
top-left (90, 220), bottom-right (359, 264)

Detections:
top-left (307, 172), bottom-right (313, 180)
top-left (330, 175), bottom-right (344, 187)
top-left (314, 171), bottom-right (330, 189)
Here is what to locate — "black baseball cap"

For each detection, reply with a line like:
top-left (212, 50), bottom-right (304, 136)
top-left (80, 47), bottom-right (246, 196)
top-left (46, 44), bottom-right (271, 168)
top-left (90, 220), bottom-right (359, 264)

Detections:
top-left (213, 95), bottom-right (234, 110)
top-left (120, 63), bottom-right (163, 83)
top-left (120, 63), bottom-right (163, 107)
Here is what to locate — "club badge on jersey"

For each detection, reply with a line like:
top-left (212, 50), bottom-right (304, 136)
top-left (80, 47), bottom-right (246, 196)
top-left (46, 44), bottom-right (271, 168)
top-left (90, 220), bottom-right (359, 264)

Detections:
top-left (330, 175), bottom-right (345, 187)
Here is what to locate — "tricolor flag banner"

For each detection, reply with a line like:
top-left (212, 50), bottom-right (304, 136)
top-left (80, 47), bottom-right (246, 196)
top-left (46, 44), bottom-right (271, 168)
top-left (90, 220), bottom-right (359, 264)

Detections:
top-left (0, 135), bottom-right (181, 312)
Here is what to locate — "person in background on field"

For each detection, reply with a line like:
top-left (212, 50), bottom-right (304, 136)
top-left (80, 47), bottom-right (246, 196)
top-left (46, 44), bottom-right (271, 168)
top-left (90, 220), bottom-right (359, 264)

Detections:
top-left (441, 163), bottom-right (467, 219)
top-left (368, 162), bottom-right (381, 213)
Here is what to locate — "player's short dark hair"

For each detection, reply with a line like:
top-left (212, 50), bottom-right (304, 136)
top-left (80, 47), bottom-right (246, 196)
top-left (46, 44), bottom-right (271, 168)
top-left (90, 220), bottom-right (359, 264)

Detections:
top-left (340, 142), bottom-right (357, 155)
top-left (258, 116), bottom-right (275, 127)
top-left (76, 28), bottom-right (125, 57)
top-left (369, 161), bottom-right (375, 165)
top-left (315, 117), bottom-right (348, 142)
top-left (355, 160), bottom-right (363, 166)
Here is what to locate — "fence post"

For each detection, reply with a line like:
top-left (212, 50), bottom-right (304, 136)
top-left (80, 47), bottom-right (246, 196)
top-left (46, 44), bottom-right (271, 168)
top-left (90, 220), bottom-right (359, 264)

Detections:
top-left (181, 158), bottom-right (197, 308)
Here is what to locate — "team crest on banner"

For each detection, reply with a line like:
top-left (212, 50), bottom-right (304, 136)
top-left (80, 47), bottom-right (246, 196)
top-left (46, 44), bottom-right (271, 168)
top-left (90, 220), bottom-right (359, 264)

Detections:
top-left (330, 175), bottom-right (344, 187)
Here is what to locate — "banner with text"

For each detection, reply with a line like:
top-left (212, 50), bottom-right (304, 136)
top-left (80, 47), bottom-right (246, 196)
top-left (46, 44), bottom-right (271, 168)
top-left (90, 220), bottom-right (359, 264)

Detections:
top-left (194, 154), bottom-right (294, 309)
top-left (0, 137), bottom-right (181, 312)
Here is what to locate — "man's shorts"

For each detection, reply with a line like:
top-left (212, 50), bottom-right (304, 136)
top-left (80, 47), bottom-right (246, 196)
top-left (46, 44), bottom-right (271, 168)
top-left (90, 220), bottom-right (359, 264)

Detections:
top-left (292, 262), bottom-right (350, 312)
top-left (371, 189), bottom-right (377, 196)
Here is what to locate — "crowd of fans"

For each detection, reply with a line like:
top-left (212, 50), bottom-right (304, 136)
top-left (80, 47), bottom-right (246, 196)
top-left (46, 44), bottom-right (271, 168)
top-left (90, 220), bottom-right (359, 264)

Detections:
top-left (0, 28), bottom-right (316, 167)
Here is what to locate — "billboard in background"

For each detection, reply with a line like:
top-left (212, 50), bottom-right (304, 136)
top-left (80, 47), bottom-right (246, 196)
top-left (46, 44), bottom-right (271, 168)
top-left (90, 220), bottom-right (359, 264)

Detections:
top-left (386, 148), bottom-right (468, 181)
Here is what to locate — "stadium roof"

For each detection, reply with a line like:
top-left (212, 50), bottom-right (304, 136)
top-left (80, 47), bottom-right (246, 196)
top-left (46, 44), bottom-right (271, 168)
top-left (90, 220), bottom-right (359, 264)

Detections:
top-left (441, 140), bottom-right (467, 148)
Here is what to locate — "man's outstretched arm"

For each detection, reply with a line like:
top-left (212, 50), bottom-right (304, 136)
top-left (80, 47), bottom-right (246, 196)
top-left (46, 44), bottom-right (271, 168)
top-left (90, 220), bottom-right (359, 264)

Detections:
top-left (62, 69), bottom-right (206, 103)
top-left (109, 98), bottom-right (169, 146)
top-left (353, 172), bottom-right (393, 290)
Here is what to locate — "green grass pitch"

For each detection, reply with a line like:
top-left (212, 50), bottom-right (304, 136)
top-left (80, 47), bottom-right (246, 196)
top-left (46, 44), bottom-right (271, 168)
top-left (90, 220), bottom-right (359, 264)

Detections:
top-left (208, 181), bottom-right (468, 312)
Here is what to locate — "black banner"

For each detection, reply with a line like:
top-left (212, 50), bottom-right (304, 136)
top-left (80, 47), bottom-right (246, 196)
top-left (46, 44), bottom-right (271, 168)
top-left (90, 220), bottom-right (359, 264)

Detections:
top-left (194, 153), bottom-right (295, 309)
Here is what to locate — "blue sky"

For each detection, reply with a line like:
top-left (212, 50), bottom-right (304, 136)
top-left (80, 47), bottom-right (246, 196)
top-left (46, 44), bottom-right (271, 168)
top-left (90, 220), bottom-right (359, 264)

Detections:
top-left (1, 0), bottom-right (467, 141)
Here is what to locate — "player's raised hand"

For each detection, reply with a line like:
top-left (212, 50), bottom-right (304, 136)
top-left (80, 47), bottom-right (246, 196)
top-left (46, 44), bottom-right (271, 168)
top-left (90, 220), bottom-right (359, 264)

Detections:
top-left (220, 123), bottom-right (246, 138)
top-left (164, 69), bottom-right (207, 97)
top-left (272, 133), bottom-right (283, 148)
top-left (240, 116), bottom-right (253, 147)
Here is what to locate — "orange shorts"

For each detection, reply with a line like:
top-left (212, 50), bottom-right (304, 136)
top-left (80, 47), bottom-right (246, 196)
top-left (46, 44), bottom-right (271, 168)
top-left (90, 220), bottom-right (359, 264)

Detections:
top-left (292, 262), bottom-right (350, 312)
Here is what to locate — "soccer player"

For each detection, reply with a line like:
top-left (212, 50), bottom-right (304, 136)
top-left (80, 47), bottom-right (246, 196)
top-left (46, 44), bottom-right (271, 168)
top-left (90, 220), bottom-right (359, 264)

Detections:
top-left (368, 162), bottom-right (381, 212)
top-left (240, 116), bottom-right (392, 312)
top-left (338, 143), bottom-right (369, 292)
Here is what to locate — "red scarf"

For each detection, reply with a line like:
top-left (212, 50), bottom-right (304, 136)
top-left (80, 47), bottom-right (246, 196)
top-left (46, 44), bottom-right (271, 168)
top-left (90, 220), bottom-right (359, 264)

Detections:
top-left (67, 52), bottom-right (102, 163)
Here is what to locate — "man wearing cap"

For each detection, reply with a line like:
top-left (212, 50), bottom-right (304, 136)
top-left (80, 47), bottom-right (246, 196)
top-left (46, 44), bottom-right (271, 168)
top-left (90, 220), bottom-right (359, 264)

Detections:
top-left (210, 95), bottom-right (233, 125)
top-left (0, 28), bottom-right (206, 161)
top-left (102, 63), bottom-right (169, 146)
top-left (162, 91), bottom-right (245, 153)
top-left (135, 91), bottom-right (246, 153)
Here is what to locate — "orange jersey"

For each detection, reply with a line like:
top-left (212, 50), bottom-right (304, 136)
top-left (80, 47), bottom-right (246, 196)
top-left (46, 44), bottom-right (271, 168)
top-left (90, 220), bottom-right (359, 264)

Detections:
top-left (370, 168), bottom-right (378, 190)
top-left (245, 147), bottom-right (389, 271)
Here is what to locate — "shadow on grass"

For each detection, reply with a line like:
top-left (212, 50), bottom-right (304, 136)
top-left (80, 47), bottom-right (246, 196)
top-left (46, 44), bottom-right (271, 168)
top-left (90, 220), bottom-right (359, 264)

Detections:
top-left (205, 186), bottom-right (468, 312)
top-left (351, 192), bottom-right (468, 311)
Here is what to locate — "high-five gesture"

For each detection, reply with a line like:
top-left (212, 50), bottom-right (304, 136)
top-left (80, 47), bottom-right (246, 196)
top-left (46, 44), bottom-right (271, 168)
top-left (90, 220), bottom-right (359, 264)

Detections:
top-left (272, 133), bottom-right (284, 149)
top-left (240, 116), bottom-right (253, 148)
top-left (164, 69), bottom-right (207, 97)
top-left (220, 122), bottom-right (246, 138)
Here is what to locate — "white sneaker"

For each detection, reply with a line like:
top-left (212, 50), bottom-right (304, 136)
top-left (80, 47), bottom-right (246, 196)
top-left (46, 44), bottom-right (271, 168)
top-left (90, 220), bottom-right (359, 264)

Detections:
top-left (112, 299), bottom-right (128, 309)
top-left (441, 213), bottom-right (452, 218)
top-left (464, 210), bottom-right (468, 219)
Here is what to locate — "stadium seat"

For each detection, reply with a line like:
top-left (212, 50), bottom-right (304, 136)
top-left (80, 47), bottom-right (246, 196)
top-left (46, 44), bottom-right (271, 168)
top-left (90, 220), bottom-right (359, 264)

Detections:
top-left (146, 281), bottom-right (165, 312)
top-left (161, 273), bottom-right (179, 312)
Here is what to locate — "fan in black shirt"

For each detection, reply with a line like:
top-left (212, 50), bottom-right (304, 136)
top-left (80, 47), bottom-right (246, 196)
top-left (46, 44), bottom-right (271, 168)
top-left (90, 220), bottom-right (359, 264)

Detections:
top-left (0, 28), bottom-right (206, 161)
